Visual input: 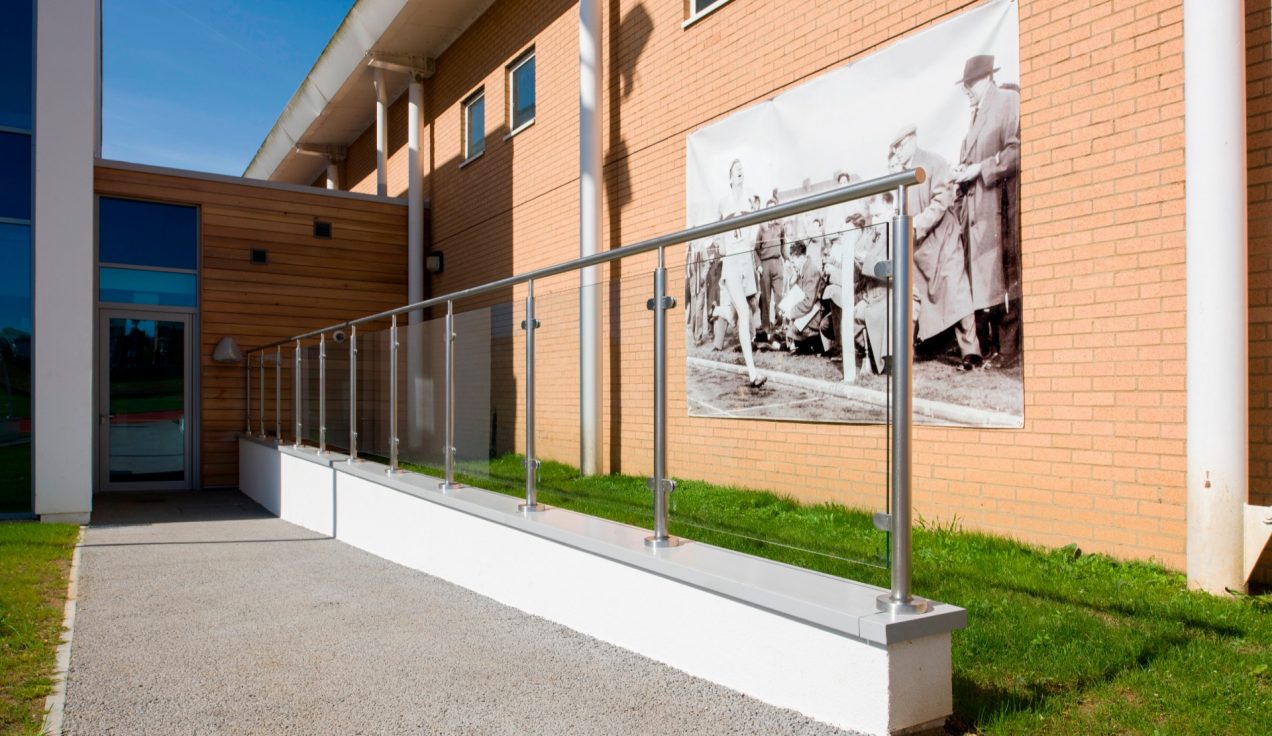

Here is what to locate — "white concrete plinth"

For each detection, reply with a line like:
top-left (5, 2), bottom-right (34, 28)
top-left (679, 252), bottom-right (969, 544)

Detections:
top-left (239, 435), bottom-right (963, 735)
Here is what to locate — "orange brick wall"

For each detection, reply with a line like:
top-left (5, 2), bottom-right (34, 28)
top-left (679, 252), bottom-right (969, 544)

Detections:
top-left (324, 0), bottom-right (1206, 569)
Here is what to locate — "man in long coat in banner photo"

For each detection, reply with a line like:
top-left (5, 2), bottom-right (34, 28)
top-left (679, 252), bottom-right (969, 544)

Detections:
top-left (887, 123), bottom-right (980, 371)
top-left (953, 54), bottom-right (1022, 369)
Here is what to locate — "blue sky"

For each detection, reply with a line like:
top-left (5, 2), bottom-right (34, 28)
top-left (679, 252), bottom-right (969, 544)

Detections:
top-left (102, 0), bottom-right (354, 176)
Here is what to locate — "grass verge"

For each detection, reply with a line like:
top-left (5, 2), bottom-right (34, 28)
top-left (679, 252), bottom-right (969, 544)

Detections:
top-left (0, 523), bottom-right (78, 736)
top-left (396, 453), bottom-right (1272, 735)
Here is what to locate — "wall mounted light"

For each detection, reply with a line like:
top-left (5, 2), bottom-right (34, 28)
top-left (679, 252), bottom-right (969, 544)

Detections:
top-left (211, 336), bottom-right (243, 364)
top-left (426, 252), bottom-right (444, 274)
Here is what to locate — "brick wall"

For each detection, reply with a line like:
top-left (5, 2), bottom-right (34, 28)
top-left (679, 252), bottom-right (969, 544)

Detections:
top-left (325, 0), bottom-right (1207, 569)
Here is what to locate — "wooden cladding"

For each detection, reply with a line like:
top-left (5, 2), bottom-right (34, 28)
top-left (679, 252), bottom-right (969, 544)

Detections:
top-left (94, 164), bottom-right (410, 488)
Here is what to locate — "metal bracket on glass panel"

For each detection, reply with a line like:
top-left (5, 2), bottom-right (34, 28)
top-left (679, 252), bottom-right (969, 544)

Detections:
top-left (646, 477), bottom-right (677, 494)
top-left (518, 458), bottom-right (546, 513)
top-left (519, 319), bottom-right (541, 330)
top-left (873, 512), bottom-right (892, 532)
top-left (872, 261), bottom-right (893, 279)
top-left (645, 296), bottom-right (677, 311)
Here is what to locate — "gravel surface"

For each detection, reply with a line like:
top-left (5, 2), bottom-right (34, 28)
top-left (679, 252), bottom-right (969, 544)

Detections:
top-left (62, 491), bottom-right (856, 735)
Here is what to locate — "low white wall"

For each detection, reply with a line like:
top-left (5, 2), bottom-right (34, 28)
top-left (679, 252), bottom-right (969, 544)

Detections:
top-left (240, 437), bottom-right (960, 735)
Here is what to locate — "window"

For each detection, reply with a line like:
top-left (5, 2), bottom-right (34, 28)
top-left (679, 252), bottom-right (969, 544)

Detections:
top-left (0, 224), bottom-right (32, 515)
top-left (508, 49), bottom-right (536, 134)
top-left (98, 268), bottom-right (197, 307)
top-left (98, 197), bottom-right (199, 270)
top-left (685, 0), bottom-right (732, 25)
top-left (0, 0), bottom-right (33, 130)
top-left (463, 89), bottom-right (485, 162)
top-left (0, 132), bottom-right (32, 221)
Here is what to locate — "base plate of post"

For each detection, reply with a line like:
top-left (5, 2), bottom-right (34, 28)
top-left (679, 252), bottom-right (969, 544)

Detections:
top-left (644, 535), bottom-right (683, 549)
top-left (876, 593), bottom-right (930, 616)
top-left (439, 482), bottom-right (462, 492)
top-left (518, 503), bottom-right (547, 513)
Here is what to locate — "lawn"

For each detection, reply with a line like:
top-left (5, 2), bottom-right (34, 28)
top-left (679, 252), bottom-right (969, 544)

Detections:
top-left (403, 454), bottom-right (1272, 735)
top-left (0, 522), bottom-right (77, 735)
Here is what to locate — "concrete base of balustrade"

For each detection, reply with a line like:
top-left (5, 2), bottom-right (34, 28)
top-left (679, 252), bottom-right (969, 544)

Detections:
top-left (239, 435), bottom-right (966, 735)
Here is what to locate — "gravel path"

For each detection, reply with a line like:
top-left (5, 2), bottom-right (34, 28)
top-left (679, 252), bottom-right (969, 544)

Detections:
top-left (62, 491), bottom-right (855, 735)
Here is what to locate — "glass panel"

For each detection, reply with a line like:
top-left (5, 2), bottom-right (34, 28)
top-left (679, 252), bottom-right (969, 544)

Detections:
top-left (0, 0), bottom-right (33, 130)
top-left (465, 95), bottom-right (485, 159)
top-left (0, 132), bottom-right (32, 221)
top-left (98, 197), bottom-right (198, 270)
top-left (0, 224), bottom-right (32, 514)
top-left (99, 267), bottom-right (197, 307)
top-left (670, 205), bottom-right (894, 581)
top-left (350, 326), bottom-right (386, 460)
top-left (446, 299), bottom-right (516, 487)
top-left (511, 54), bottom-right (535, 130)
top-left (301, 342), bottom-right (321, 446)
top-left (325, 335), bottom-right (351, 454)
top-left (398, 311), bottom-right (447, 471)
top-left (107, 318), bottom-right (185, 483)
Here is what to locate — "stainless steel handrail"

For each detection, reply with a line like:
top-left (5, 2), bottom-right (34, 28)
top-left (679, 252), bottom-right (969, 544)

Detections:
top-left (247, 167), bottom-right (929, 614)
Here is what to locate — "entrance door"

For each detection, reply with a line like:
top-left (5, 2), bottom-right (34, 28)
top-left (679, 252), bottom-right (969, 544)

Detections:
top-left (98, 311), bottom-right (194, 491)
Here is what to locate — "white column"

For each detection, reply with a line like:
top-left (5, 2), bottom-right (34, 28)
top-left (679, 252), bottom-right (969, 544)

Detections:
top-left (34, 0), bottom-right (98, 522)
top-left (374, 67), bottom-right (388, 197)
top-left (579, 0), bottom-right (602, 475)
top-left (408, 77), bottom-right (425, 312)
top-left (1184, 0), bottom-right (1247, 594)
top-left (326, 160), bottom-right (339, 190)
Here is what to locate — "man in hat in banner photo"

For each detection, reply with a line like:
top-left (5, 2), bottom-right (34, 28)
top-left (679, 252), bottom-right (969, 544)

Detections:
top-left (952, 53), bottom-right (1022, 369)
top-left (888, 123), bottom-right (980, 371)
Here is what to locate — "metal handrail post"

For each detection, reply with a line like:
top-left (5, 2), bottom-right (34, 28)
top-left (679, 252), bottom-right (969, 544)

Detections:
top-left (319, 332), bottom-right (327, 455)
top-left (440, 301), bottom-right (458, 490)
top-left (275, 346), bottom-right (281, 441)
top-left (520, 280), bottom-right (544, 512)
top-left (877, 185), bottom-right (928, 615)
top-left (388, 314), bottom-right (400, 474)
top-left (259, 349), bottom-right (265, 437)
top-left (245, 354), bottom-right (251, 434)
top-left (646, 248), bottom-right (679, 548)
top-left (348, 324), bottom-right (359, 463)
top-left (294, 340), bottom-right (303, 448)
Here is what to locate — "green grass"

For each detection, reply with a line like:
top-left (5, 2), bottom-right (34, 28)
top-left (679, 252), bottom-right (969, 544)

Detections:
top-left (396, 453), bottom-right (1272, 735)
top-left (0, 523), bottom-right (77, 736)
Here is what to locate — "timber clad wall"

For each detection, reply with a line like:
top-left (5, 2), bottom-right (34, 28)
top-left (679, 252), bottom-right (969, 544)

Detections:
top-left (308, 0), bottom-right (1261, 576)
top-left (95, 164), bottom-right (409, 488)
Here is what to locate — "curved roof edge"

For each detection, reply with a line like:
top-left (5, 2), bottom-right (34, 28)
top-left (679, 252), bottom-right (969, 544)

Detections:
top-left (244, 0), bottom-right (410, 181)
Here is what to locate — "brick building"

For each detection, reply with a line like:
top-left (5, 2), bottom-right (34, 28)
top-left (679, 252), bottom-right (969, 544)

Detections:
top-left (242, 0), bottom-right (1271, 590)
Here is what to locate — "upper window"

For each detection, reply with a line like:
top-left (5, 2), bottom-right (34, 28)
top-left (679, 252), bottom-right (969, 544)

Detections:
top-left (99, 197), bottom-right (199, 270)
top-left (686, 0), bottom-right (732, 24)
top-left (0, 132), bottom-right (32, 221)
top-left (0, 0), bottom-right (33, 130)
top-left (508, 49), bottom-right (536, 134)
top-left (463, 89), bottom-right (485, 162)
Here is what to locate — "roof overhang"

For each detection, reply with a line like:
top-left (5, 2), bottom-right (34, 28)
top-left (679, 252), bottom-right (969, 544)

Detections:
top-left (245, 0), bottom-right (496, 184)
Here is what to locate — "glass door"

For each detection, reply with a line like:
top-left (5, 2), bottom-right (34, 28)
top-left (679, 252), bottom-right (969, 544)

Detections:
top-left (98, 311), bottom-right (194, 491)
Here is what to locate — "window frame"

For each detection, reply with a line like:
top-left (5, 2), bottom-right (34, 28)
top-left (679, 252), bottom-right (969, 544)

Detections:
top-left (506, 47), bottom-right (536, 138)
top-left (683, 0), bottom-right (733, 28)
top-left (462, 88), bottom-right (486, 165)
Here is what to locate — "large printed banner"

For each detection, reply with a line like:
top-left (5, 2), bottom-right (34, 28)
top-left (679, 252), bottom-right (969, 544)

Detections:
top-left (684, 0), bottom-right (1022, 427)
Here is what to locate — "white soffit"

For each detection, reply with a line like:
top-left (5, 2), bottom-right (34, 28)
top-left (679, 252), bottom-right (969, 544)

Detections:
top-left (246, 0), bottom-right (496, 184)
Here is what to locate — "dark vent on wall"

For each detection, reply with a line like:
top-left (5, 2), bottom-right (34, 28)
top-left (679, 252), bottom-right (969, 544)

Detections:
top-left (250, 248), bottom-right (268, 264)
top-left (313, 220), bottom-right (333, 239)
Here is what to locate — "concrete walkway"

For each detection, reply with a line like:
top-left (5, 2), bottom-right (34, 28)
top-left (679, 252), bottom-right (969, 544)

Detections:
top-left (62, 491), bottom-right (853, 735)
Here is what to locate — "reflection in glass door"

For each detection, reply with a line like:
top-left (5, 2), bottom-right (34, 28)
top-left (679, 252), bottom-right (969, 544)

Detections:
top-left (99, 312), bottom-right (193, 490)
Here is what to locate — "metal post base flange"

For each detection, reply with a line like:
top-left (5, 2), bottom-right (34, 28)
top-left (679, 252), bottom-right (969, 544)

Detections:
top-left (644, 535), bottom-right (682, 549)
top-left (518, 503), bottom-right (547, 513)
top-left (876, 593), bottom-right (931, 616)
